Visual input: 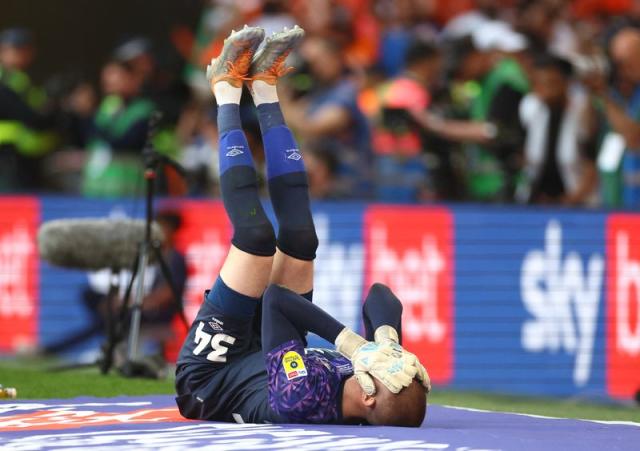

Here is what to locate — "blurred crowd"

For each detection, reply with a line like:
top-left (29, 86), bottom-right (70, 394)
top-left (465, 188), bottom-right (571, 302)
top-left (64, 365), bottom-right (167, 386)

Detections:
top-left (3, 0), bottom-right (640, 208)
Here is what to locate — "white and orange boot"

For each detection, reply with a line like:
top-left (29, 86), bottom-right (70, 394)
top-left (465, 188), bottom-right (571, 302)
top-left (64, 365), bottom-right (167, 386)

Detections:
top-left (247, 25), bottom-right (305, 91)
top-left (206, 25), bottom-right (265, 91)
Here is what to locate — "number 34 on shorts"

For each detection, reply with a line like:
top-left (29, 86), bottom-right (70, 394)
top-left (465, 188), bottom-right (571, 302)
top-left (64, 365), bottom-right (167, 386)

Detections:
top-left (283, 351), bottom-right (308, 380)
top-left (192, 322), bottom-right (236, 363)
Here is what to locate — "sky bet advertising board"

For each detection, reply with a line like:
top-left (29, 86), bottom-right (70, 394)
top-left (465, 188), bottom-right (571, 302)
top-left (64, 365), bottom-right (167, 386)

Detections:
top-left (452, 208), bottom-right (607, 396)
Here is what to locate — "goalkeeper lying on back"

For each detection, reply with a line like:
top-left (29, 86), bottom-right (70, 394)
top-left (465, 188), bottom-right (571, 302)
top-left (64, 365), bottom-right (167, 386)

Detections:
top-left (175, 25), bottom-right (431, 426)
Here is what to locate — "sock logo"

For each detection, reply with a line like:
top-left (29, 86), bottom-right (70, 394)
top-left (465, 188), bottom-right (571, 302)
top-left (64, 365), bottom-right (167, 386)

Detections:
top-left (286, 148), bottom-right (302, 161)
top-left (226, 145), bottom-right (245, 157)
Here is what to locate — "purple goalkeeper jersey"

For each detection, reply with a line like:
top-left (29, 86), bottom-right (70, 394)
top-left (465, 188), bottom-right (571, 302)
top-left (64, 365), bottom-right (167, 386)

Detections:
top-left (266, 339), bottom-right (354, 423)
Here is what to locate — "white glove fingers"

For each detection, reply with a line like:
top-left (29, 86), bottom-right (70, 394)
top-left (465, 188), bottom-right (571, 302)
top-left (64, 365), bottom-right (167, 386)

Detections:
top-left (417, 364), bottom-right (432, 391)
top-left (355, 371), bottom-right (377, 395)
top-left (371, 369), bottom-right (402, 394)
top-left (403, 363), bottom-right (418, 379)
top-left (397, 369), bottom-right (414, 388)
top-left (373, 325), bottom-right (399, 344)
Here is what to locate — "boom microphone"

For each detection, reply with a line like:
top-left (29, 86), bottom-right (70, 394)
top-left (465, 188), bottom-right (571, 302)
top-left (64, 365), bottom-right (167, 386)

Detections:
top-left (38, 219), bottom-right (164, 271)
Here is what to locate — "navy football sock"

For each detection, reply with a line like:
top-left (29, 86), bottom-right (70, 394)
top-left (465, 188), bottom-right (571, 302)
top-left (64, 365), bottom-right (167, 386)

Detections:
top-left (257, 103), bottom-right (318, 261)
top-left (218, 104), bottom-right (275, 257)
top-left (217, 103), bottom-right (243, 134)
top-left (256, 101), bottom-right (285, 134)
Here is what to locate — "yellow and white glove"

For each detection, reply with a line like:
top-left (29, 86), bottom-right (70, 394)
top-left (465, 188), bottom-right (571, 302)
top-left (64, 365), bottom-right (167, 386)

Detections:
top-left (374, 325), bottom-right (432, 393)
top-left (335, 327), bottom-right (416, 395)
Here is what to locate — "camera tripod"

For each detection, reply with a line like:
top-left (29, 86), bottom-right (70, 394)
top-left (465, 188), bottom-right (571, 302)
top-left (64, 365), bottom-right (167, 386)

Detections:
top-left (100, 113), bottom-right (190, 378)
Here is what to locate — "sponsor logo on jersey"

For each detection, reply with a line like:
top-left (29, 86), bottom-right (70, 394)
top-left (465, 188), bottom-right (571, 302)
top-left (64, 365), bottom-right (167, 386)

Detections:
top-left (283, 351), bottom-right (308, 380)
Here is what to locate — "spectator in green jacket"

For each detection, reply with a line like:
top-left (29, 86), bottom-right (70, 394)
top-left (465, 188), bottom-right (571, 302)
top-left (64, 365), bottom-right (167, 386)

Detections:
top-left (82, 59), bottom-right (155, 197)
top-left (454, 22), bottom-right (531, 202)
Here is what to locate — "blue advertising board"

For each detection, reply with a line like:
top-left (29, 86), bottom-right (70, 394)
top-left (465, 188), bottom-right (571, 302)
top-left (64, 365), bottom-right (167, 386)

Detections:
top-left (452, 207), bottom-right (607, 396)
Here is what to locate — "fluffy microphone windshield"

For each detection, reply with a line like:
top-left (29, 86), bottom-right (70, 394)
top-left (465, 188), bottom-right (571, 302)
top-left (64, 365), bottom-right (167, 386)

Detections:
top-left (38, 219), bottom-right (165, 271)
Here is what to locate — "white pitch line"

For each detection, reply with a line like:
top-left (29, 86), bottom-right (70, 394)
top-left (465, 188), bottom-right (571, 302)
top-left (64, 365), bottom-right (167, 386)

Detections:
top-left (441, 405), bottom-right (640, 427)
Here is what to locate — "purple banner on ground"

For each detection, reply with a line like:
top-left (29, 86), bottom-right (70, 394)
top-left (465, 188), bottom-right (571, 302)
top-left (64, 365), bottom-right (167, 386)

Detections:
top-left (1, 395), bottom-right (637, 450)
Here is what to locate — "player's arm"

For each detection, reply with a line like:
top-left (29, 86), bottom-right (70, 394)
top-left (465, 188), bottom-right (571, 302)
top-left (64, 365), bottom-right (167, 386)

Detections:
top-left (261, 283), bottom-right (348, 423)
top-left (261, 284), bottom-right (344, 351)
top-left (262, 284), bottom-right (417, 395)
top-left (362, 283), bottom-right (432, 392)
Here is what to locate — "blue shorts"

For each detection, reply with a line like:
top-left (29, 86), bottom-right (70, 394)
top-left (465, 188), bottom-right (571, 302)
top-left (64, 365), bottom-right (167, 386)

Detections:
top-left (175, 277), bottom-right (353, 424)
top-left (175, 277), bottom-right (280, 423)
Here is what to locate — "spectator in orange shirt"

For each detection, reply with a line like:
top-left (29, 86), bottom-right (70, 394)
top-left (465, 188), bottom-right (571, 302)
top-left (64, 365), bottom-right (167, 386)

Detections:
top-left (371, 40), bottom-right (441, 202)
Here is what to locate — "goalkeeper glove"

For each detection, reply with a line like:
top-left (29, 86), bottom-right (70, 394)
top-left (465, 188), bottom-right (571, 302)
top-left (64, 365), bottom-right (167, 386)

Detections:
top-left (374, 325), bottom-right (432, 393)
top-left (335, 327), bottom-right (415, 395)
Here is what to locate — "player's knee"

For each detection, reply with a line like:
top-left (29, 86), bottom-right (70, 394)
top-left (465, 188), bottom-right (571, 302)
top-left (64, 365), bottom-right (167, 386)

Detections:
top-left (277, 226), bottom-right (319, 261)
top-left (263, 284), bottom-right (288, 309)
top-left (232, 222), bottom-right (276, 257)
top-left (263, 284), bottom-right (302, 318)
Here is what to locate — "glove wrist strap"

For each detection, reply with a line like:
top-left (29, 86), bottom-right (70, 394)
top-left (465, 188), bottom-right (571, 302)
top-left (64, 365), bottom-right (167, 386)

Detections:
top-left (335, 328), bottom-right (366, 358)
